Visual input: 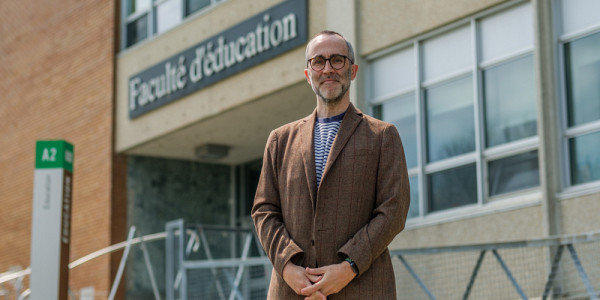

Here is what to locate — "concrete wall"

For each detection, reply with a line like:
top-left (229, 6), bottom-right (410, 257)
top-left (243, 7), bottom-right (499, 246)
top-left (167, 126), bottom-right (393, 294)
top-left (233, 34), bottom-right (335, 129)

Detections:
top-left (392, 204), bottom-right (545, 249)
top-left (115, 0), bottom-right (332, 155)
top-left (560, 193), bottom-right (600, 234)
top-left (359, 0), bottom-right (510, 55)
top-left (391, 204), bottom-right (549, 299)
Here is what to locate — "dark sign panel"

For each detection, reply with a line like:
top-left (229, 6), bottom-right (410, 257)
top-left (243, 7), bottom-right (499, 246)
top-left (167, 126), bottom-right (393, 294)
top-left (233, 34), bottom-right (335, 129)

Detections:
top-left (128, 0), bottom-right (308, 118)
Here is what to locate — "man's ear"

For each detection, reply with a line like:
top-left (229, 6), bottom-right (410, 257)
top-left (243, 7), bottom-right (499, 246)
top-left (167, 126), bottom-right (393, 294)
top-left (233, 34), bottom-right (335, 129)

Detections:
top-left (304, 69), bottom-right (311, 85)
top-left (350, 64), bottom-right (359, 80)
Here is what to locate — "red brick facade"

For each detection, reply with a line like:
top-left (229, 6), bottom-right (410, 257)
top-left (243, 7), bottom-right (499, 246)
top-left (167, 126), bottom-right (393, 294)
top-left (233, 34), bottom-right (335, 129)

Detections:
top-left (0, 0), bottom-right (124, 298)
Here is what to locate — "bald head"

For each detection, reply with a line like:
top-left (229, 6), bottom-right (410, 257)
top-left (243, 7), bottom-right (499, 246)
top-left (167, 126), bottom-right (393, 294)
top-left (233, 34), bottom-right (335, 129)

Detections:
top-left (305, 30), bottom-right (355, 65)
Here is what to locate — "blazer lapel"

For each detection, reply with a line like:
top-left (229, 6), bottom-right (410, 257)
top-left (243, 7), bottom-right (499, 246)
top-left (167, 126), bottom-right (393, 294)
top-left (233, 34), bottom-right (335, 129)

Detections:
top-left (299, 109), bottom-right (318, 207)
top-left (321, 103), bottom-right (363, 184)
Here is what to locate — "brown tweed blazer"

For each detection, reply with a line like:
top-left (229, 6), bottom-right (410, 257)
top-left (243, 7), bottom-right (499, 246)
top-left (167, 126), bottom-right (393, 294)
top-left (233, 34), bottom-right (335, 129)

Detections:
top-left (252, 103), bottom-right (410, 299)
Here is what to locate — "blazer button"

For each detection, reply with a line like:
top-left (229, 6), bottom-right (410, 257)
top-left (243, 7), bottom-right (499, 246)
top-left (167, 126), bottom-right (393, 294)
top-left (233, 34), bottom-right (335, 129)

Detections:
top-left (311, 240), bottom-right (315, 246)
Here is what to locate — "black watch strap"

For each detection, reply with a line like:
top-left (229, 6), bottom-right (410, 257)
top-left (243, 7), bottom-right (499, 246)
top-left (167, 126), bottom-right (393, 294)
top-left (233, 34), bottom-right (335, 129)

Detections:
top-left (345, 257), bottom-right (359, 275)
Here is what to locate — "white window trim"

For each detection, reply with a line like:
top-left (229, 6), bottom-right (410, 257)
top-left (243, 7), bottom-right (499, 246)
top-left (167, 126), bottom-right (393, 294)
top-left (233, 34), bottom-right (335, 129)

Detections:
top-left (564, 120), bottom-right (600, 137)
top-left (366, 0), bottom-right (540, 223)
top-left (478, 47), bottom-right (534, 69)
top-left (555, 0), bottom-right (600, 192)
top-left (559, 181), bottom-right (600, 201)
top-left (424, 153), bottom-right (477, 174)
top-left (405, 190), bottom-right (542, 230)
top-left (370, 87), bottom-right (414, 105)
top-left (483, 136), bottom-right (538, 160)
top-left (121, 0), bottom-right (224, 51)
top-left (421, 67), bottom-right (472, 88)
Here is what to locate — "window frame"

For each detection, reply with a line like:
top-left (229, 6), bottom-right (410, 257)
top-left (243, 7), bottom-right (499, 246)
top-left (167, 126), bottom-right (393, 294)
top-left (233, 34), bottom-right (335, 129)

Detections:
top-left (366, 0), bottom-right (541, 223)
top-left (120, 0), bottom-right (224, 50)
top-left (555, 0), bottom-right (600, 195)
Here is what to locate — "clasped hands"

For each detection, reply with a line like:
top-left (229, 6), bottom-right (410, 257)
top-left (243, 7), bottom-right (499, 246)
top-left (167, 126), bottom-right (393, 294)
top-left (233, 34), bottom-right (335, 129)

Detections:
top-left (282, 260), bottom-right (356, 300)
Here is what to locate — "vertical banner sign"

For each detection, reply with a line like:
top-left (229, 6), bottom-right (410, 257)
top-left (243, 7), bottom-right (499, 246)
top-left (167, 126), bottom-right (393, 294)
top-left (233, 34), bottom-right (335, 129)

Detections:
top-left (30, 140), bottom-right (73, 300)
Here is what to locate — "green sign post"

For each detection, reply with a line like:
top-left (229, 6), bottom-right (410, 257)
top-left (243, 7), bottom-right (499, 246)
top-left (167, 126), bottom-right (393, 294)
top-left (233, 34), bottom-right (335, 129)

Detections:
top-left (30, 140), bottom-right (73, 300)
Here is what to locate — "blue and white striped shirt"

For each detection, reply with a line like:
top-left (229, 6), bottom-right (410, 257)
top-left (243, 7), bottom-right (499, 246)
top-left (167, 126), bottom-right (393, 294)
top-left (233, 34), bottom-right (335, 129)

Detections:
top-left (314, 112), bottom-right (345, 187)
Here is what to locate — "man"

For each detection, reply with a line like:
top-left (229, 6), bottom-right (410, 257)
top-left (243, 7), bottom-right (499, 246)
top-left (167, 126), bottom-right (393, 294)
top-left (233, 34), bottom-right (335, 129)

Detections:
top-left (252, 30), bottom-right (410, 299)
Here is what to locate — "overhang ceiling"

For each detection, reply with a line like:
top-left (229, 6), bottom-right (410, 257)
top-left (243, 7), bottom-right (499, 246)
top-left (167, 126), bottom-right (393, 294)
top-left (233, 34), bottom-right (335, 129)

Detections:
top-left (125, 81), bottom-right (316, 165)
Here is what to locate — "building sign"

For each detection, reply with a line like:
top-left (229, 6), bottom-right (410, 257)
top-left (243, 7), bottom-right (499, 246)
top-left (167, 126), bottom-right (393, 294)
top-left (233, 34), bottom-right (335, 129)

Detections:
top-left (128, 0), bottom-right (307, 119)
top-left (30, 140), bottom-right (74, 300)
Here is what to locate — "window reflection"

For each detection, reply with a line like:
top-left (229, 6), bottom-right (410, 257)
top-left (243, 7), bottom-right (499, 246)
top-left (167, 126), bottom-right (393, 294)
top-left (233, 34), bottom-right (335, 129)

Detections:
top-left (127, 0), bottom-right (151, 16)
top-left (186, 0), bottom-right (212, 16)
top-left (426, 76), bottom-right (475, 162)
top-left (368, 3), bottom-right (541, 216)
top-left (371, 49), bottom-right (415, 99)
top-left (408, 176), bottom-right (419, 218)
top-left (126, 15), bottom-right (148, 47)
top-left (484, 56), bottom-right (537, 147)
top-left (123, 0), bottom-right (224, 49)
top-left (428, 164), bottom-right (477, 212)
top-left (156, 0), bottom-right (183, 34)
top-left (422, 26), bottom-right (472, 81)
top-left (569, 132), bottom-right (600, 185)
top-left (374, 94), bottom-right (417, 168)
top-left (479, 3), bottom-right (533, 63)
top-left (488, 151), bottom-right (539, 196)
top-left (565, 32), bottom-right (600, 127)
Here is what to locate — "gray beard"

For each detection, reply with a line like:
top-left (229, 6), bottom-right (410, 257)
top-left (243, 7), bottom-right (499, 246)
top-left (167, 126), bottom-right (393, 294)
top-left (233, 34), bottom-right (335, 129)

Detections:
top-left (315, 68), bottom-right (352, 104)
top-left (317, 83), bottom-right (349, 104)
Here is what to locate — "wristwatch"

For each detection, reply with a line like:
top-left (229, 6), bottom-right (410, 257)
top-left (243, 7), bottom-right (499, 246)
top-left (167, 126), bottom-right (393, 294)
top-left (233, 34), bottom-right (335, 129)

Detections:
top-left (345, 257), bottom-right (359, 275)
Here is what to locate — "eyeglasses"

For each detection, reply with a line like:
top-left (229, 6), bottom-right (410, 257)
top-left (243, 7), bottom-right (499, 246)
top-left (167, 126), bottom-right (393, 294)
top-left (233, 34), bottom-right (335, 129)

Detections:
top-left (307, 54), bottom-right (352, 71)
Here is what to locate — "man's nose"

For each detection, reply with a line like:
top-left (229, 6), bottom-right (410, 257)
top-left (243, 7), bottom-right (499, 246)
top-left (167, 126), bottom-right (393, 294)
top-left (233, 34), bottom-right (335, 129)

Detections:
top-left (322, 60), bottom-right (335, 73)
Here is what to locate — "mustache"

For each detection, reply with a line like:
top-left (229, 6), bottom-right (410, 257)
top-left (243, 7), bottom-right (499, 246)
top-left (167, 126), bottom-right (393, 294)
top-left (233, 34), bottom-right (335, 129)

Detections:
top-left (319, 74), bottom-right (341, 81)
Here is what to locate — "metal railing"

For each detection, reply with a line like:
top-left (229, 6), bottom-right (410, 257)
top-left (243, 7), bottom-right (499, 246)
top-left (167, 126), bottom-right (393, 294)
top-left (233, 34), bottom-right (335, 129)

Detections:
top-left (4, 224), bottom-right (600, 299)
top-left (0, 227), bottom-right (167, 300)
top-left (390, 231), bottom-right (600, 299)
top-left (165, 219), bottom-right (271, 300)
top-left (0, 220), bottom-right (269, 300)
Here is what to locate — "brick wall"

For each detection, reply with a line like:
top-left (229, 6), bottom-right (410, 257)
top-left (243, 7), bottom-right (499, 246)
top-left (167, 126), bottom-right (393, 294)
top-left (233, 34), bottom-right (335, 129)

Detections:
top-left (0, 0), bottom-right (120, 298)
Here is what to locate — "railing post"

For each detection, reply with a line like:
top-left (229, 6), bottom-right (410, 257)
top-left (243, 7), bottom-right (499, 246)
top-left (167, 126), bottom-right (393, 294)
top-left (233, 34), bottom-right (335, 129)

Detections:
top-left (463, 250), bottom-right (486, 300)
top-left (165, 219), bottom-right (185, 300)
top-left (138, 229), bottom-right (162, 300)
top-left (397, 255), bottom-right (437, 300)
top-left (108, 226), bottom-right (137, 300)
top-left (542, 245), bottom-right (564, 300)
top-left (228, 232), bottom-right (253, 300)
top-left (491, 250), bottom-right (528, 300)
top-left (566, 244), bottom-right (598, 300)
top-left (196, 225), bottom-right (227, 300)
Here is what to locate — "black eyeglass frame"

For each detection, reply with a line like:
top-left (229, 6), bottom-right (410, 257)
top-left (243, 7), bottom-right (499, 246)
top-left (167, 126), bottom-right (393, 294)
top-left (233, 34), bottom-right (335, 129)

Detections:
top-left (306, 54), bottom-right (354, 71)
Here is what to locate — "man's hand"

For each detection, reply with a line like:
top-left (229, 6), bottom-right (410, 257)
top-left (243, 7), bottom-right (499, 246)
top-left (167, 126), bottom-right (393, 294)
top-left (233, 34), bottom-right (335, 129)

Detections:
top-left (304, 290), bottom-right (327, 300)
top-left (300, 261), bottom-right (357, 296)
top-left (282, 261), bottom-right (323, 295)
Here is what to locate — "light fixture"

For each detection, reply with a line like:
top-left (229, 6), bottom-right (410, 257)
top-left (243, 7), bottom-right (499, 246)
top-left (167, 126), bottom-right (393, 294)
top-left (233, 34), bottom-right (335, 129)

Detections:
top-left (194, 144), bottom-right (230, 160)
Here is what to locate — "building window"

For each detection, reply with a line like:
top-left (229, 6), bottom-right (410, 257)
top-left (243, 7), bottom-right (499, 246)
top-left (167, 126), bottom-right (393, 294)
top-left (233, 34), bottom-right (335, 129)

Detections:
top-left (125, 0), bottom-right (151, 47)
top-left (369, 2), bottom-right (538, 219)
top-left (558, 0), bottom-right (600, 187)
top-left (155, 0), bottom-right (183, 34)
top-left (122, 0), bottom-right (224, 49)
top-left (425, 75), bottom-right (475, 163)
top-left (186, 0), bottom-right (213, 16)
top-left (428, 164), bottom-right (478, 212)
top-left (483, 55), bottom-right (537, 147)
top-left (488, 150), bottom-right (539, 196)
top-left (373, 93), bottom-right (417, 168)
